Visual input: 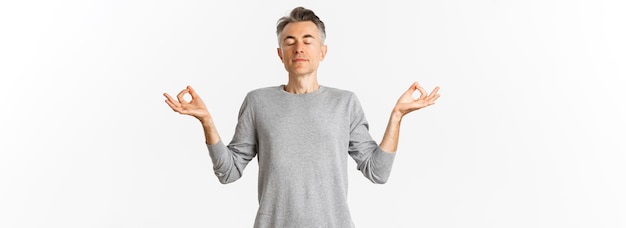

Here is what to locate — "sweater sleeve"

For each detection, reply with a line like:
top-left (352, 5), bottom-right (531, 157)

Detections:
top-left (206, 94), bottom-right (257, 184)
top-left (347, 93), bottom-right (396, 184)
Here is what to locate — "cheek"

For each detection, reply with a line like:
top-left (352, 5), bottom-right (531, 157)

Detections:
top-left (279, 48), bottom-right (291, 60)
top-left (309, 47), bottom-right (323, 58)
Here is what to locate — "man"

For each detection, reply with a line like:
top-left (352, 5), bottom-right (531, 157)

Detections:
top-left (164, 6), bottom-right (440, 228)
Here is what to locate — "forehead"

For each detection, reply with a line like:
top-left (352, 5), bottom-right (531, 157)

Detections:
top-left (280, 21), bottom-right (320, 39)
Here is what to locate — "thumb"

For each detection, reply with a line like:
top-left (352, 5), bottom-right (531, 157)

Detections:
top-left (404, 81), bottom-right (419, 95)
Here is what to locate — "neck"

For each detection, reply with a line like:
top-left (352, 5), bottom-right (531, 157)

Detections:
top-left (284, 73), bottom-right (320, 94)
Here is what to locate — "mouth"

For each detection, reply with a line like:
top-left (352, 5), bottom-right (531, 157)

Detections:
top-left (292, 58), bottom-right (308, 62)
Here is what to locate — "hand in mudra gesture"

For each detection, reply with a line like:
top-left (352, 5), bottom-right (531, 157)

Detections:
top-left (163, 85), bottom-right (211, 121)
top-left (394, 82), bottom-right (440, 116)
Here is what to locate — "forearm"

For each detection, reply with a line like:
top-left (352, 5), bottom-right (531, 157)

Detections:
top-left (202, 117), bottom-right (238, 183)
top-left (200, 116), bottom-right (221, 145)
top-left (203, 112), bottom-right (257, 184)
top-left (379, 111), bottom-right (403, 153)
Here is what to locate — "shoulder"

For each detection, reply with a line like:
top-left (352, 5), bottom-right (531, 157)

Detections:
top-left (242, 86), bottom-right (282, 102)
top-left (235, 86), bottom-right (280, 112)
top-left (321, 85), bottom-right (357, 98)
top-left (321, 86), bottom-right (367, 115)
top-left (321, 86), bottom-right (363, 106)
top-left (247, 86), bottom-right (280, 96)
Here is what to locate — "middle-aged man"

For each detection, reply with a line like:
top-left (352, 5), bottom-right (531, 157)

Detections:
top-left (164, 6), bottom-right (440, 228)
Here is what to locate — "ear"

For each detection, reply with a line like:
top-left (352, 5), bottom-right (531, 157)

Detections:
top-left (320, 44), bottom-right (328, 61)
top-left (277, 47), bottom-right (284, 61)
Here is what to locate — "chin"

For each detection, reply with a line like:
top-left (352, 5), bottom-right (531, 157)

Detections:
top-left (288, 68), bottom-right (313, 76)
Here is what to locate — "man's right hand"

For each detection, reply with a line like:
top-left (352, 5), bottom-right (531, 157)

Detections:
top-left (164, 85), bottom-right (211, 123)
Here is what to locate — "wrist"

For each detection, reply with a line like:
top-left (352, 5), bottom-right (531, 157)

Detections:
top-left (198, 115), bottom-right (214, 127)
top-left (390, 109), bottom-right (403, 122)
top-left (389, 110), bottom-right (404, 124)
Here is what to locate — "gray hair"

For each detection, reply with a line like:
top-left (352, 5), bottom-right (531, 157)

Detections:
top-left (276, 7), bottom-right (326, 44)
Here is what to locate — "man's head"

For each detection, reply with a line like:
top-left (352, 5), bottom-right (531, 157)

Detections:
top-left (276, 7), bottom-right (326, 44)
top-left (276, 7), bottom-right (328, 77)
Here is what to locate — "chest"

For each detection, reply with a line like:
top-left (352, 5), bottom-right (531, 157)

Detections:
top-left (259, 99), bottom-right (349, 139)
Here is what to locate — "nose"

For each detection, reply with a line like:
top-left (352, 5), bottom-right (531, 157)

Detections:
top-left (293, 42), bottom-right (304, 53)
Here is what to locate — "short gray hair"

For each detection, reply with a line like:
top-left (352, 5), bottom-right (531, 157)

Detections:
top-left (276, 7), bottom-right (326, 43)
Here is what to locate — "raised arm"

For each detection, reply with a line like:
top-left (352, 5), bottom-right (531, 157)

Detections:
top-left (163, 85), bottom-right (221, 145)
top-left (379, 82), bottom-right (440, 152)
top-left (163, 86), bottom-right (257, 184)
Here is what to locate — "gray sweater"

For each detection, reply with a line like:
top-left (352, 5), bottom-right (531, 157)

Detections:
top-left (207, 85), bottom-right (396, 228)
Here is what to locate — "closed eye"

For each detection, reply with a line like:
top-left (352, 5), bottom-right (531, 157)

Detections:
top-left (303, 35), bottom-right (315, 44)
top-left (284, 38), bottom-right (296, 46)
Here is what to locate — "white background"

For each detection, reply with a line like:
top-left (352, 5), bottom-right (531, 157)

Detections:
top-left (1, 0), bottom-right (625, 227)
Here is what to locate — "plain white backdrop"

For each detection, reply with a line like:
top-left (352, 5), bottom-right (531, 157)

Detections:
top-left (1, 0), bottom-right (625, 227)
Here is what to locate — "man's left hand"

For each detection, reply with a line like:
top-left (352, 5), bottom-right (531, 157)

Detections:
top-left (393, 81), bottom-right (440, 117)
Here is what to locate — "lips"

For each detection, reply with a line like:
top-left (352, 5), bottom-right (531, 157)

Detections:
top-left (292, 58), bottom-right (308, 62)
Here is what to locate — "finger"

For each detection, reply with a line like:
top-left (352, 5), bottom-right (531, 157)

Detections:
top-left (428, 94), bottom-right (441, 103)
top-left (416, 84), bottom-right (428, 99)
top-left (164, 93), bottom-right (183, 110)
top-left (164, 99), bottom-right (181, 112)
top-left (187, 85), bottom-right (200, 99)
top-left (427, 86), bottom-right (440, 99)
top-left (177, 89), bottom-right (189, 103)
top-left (403, 81), bottom-right (418, 95)
top-left (163, 93), bottom-right (178, 104)
top-left (431, 86), bottom-right (440, 95)
top-left (409, 81), bottom-right (419, 90)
